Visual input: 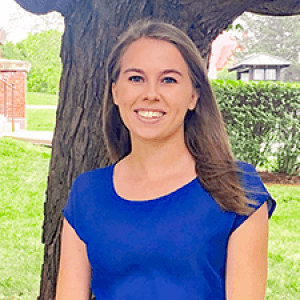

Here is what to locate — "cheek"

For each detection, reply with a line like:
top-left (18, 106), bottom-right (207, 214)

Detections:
top-left (117, 86), bottom-right (137, 105)
top-left (178, 89), bottom-right (195, 107)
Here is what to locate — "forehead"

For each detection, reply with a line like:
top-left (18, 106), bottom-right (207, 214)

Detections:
top-left (120, 38), bottom-right (189, 72)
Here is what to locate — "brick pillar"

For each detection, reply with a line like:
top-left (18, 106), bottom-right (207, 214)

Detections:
top-left (0, 59), bottom-right (31, 131)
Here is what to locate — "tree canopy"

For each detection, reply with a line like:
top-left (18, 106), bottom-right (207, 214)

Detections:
top-left (1, 29), bottom-right (62, 94)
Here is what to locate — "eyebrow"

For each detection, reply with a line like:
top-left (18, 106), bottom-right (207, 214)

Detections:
top-left (123, 68), bottom-right (183, 77)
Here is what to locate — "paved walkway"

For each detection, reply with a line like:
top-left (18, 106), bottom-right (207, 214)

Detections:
top-left (1, 105), bottom-right (56, 146)
top-left (2, 130), bottom-right (53, 146)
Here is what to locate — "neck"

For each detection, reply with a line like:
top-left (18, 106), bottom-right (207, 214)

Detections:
top-left (124, 135), bottom-right (196, 181)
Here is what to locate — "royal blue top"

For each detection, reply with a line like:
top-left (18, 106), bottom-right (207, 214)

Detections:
top-left (63, 161), bottom-right (276, 300)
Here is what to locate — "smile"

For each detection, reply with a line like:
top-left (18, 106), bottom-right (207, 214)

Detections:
top-left (134, 109), bottom-right (166, 119)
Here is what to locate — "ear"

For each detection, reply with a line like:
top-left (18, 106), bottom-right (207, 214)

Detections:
top-left (188, 90), bottom-right (199, 110)
top-left (111, 82), bottom-right (118, 106)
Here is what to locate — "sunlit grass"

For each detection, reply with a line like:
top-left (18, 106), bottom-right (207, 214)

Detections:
top-left (265, 184), bottom-right (300, 299)
top-left (0, 138), bottom-right (51, 299)
top-left (26, 92), bottom-right (58, 106)
top-left (26, 108), bottom-right (56, 131)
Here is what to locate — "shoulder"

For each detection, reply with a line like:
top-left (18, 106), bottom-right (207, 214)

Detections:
top-left (63, 164), bottom-right (115, 240)
top-left (235, 160), bottom-right (257, 177)
top-left (71, 164), bottom-right (114, 193)
top-left (236, 161), bottom-right (276, 217)
top-left (235, 160), bottom-right (270, 197)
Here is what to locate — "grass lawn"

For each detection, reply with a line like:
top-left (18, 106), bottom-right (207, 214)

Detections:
top-left (265, 184), bottom-right (300, 299)
top-left (0, 138), bottom-right (51, 300)
top-left (26, 92), bottom-right (58, 106)
top-left (26, 108), bottom-right (56, 132)
top-left (0, 138), bottom-right (299, 299)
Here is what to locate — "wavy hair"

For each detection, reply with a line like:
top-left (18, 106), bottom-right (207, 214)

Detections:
top-left (103, 19), bottom-right (257, 215)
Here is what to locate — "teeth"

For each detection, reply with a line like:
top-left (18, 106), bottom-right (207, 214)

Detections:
top-left (138, 111), bottom-right (164, 118)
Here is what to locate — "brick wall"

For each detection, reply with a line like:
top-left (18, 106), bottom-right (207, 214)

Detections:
top-left (0, 71), bottom-right (27, 130)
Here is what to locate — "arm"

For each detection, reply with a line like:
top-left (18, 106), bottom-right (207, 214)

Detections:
top-left (226, 202), bottom-right (269, 300)
top-left (56, 218), bottom-right (92, 300)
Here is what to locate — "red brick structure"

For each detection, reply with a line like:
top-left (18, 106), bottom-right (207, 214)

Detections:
top-left (0, 59), bottom-right (31, 132)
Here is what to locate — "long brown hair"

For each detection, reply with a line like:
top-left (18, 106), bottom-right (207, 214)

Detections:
top-left (103, 19), bottom-right (257, 215)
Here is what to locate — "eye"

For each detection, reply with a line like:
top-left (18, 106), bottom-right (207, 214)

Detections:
top-left (129, 75), bottom-right (143, 82)
top-left (163, 77), bottom-right (177, 84)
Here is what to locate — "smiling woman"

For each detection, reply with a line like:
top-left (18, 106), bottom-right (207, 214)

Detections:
top-left (111, 38), bottom-right (198, 146)
top-left (56, 19), bottom-right (276, 300)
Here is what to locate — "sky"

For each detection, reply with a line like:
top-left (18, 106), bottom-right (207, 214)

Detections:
top-left (0, 0), bottom-right (64, 43)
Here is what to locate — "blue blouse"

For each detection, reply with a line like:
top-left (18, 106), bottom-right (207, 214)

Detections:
top-left (63, 161), bottom-right (276, 300)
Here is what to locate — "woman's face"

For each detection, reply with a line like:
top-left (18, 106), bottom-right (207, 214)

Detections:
top-left (112, 38), bottom-right (199, 144)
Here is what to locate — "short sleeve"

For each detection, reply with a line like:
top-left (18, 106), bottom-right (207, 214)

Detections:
top-left (62, 174), bottom-right (88, 243)
top-left (231, 161), bottom-right (276, 232)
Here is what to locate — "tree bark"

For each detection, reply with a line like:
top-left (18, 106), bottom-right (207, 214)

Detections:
top-left (247, 0), bottom-right (300, 16)
top-left (13, 0), bottom-right (300, 299)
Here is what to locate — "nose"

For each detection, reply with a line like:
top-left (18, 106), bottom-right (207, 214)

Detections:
top-left (143, 80), bottom-right (160, 102)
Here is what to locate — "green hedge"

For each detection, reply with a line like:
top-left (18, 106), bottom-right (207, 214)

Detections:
top-left (211, 80), bottom-right (300, 175)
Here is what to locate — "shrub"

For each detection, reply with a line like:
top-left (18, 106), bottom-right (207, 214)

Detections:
top-left (211, 80), bottom-right (300, 175)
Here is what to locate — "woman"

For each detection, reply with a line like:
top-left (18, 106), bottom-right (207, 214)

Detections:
top-left (56, 19), bottom-right (276, 300)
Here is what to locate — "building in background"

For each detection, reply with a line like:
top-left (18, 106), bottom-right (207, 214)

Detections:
top-left (0, 29), bottom-right (31, 133)
top-left (228, 53), bottom-right (291, 81)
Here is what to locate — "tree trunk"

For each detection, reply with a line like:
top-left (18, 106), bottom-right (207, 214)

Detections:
top-left (247, 0), bottom-right (300, 15)
top-left (13, 0), bottom-right (300, 299)
top-left (37, 4), bottom-right (238, 298)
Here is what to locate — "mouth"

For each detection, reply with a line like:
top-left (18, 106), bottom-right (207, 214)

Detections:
top-left (134, 109), bottom-right (166, 119)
